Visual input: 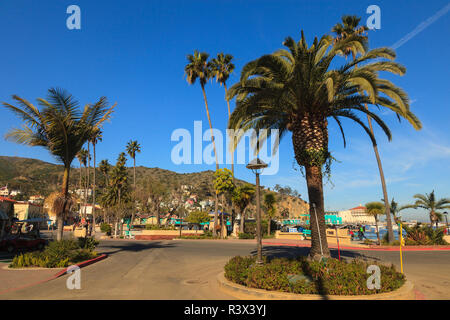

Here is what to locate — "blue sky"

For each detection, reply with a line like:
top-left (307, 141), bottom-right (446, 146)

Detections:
top-left (0, 0), bottom-right (449, 222)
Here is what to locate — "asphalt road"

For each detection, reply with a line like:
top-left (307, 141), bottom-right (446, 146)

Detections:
top-left (1, 239), bottom-right (449, 299)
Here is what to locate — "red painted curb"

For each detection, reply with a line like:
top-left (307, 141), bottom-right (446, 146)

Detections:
top-left (263, 242), bottom-right (450, 252)
top-left (0, 254), bottom-right (107, 295)
top-left (53, 254), bottom-right (108, 278)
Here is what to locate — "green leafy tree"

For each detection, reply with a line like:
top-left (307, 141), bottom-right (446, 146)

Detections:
top-left (232, 184), bottom-right (255, 233)
top-left (185, 50), bottom-right (220, 236)
top-left (366, 202), bottom-right (385, 244)
top-left (263, 192), bottom-right (277, 235)
top-left (213, 168), bottom-right (235, 238)
top-left (185, 210), bottom-right (210, 225)
top-left (210, 53), bottom-right (236, 176)
top-left (3, 88), bottom-right (115, 240)
top-left (382, 198), bottom-right (410, 224)
top-left (405, 191), bottom-right (450, 227)
top-left (227, 31), bottom-right (421, 259)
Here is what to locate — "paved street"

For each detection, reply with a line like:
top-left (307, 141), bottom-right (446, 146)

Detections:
top-left (1, 239), bottom-right (449, 299)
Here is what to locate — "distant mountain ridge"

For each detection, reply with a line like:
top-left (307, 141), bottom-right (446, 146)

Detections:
top-left (0, 155), bottom-right (309, 217)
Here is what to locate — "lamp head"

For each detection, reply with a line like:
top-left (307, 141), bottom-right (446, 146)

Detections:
top-left (246, 158), bottom-right (268, 174)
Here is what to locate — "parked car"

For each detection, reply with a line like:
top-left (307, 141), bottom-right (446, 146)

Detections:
top-left (0, 221), bottom-right (48, 253)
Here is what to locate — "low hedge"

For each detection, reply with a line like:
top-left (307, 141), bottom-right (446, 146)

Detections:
top-left (224, 256), bottom-right (405, 295)
top-left (10, 238), bottom-right (98, 269)
top-left (145, 224), bottom-right (176, 230)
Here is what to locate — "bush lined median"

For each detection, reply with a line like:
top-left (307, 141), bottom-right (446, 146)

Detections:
top-left (224, 256), bottom-right (405, 296)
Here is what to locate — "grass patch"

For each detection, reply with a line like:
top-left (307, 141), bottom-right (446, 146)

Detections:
top-left (224, 256), bottom-right (405, 295)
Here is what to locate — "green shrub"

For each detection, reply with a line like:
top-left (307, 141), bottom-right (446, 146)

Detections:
top-left (78, 237), bottom-right (99, 250)
top-left (10, 239), bottom-right (98, 269)
top-left (145, 224), bottom-right (176, 230)
top-left (238, 233), bottom-right (254, 239)
top-left (224, 256), bottom-right (405, 295)
top-left (100, 223), bottom-right (112, 235)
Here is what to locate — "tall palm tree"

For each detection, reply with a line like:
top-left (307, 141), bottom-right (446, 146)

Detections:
top-left (185, 50), bottom-right (220, 236)
top-left (126, 140), bottom-right (141, 225)
top-left (366, 201), bottom-right (384, 244)
top-left (3, 88), bottom-right (115, 240)
top-left (77, 148), bottom-right (88, 214)
top-left (332, 15), bottom-right (396, 243)
top-left (210, 53), bottom-right (236, 176)
top-left (99, 159), bottom-right (111, 188)
top-left (126, 140), bottom-right (141, 190)
top-left (98, 159), bottom-right (111, 222)
top-left (227, 31), bottom-right (421, 259)
top-left (232, 184), bottom-right (255, 234)
top-left (406, 191), bottom-right (450, 227)
top-left (263, 192), bottom-right (277, 235)
top-left (89, 128), bottom-right (102, 234)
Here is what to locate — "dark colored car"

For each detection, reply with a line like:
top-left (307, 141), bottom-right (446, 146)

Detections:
top-left (0, 225), bottom-right (48, 253)
top-left (0, 234), bottom-right (47, 253)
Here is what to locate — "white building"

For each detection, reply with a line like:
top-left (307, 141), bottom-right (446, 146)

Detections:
top-left (338, 205), bottom-right (376, 225)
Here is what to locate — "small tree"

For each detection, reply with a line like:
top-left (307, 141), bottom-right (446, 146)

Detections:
top-left (264, 192), bottom-right (277, 235)
top-left (185, 210), bottom-right (210, 233)
top-left (232, 184), bottom-right (255, 233)
top-left (365, 202), bottom-right (385, 245)
top-left (213, 169), bottom-right (235, 238)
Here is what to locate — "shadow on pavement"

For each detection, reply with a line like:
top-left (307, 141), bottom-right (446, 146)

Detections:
top-left (97, 241), bottom-right (176, 256)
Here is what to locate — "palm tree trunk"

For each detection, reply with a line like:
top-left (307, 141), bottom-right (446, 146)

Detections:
top-left (352, 53), bottom-right (395, 244)
top-left (352, 54), bottom-right (394, 243)
top-left (267, 218), bottom-right (271, 236)
top-left (92, 143), bottom-right (97, 236)
top-left (201, 84), bottom-right (220, 237)
top-left (131, 157), bottom-right (136, 225)
top-left (375, 215), bottom-right (380, 245)
top-left (365, 111), bottom-right (395, 243)
top-left (224, 84), bottom-right (234, 177)
top-left (57, 166), bottom-right (71, 241)
top-left (240, 209), bottom-right (245, 234)
top-left (305, 165), bottom-right (330, 259)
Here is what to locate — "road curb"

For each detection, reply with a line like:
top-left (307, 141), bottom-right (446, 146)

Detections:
top-left (217, 272), bottom-right (415, 300)
top-left (263, 242), bottom-right (450, 252)
top-left (0, 254), bottom-right (107, 295)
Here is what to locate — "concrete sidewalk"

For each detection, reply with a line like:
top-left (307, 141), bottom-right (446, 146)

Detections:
top-left (0, 259), bottom-right (63, 295)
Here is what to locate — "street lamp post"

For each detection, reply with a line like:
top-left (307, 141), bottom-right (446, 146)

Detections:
top-left (443, 212), bottom-right (448, 228)
top-left (246, 158), bottom-right (268, 265)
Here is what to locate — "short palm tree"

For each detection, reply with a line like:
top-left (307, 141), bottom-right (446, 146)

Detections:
top-left (382, 198), bottom-right (410, 224)
top-left (185, 50), bottom-right (220, 236)
top-left (263, 192), bottom-right (277, 235)
top-left (366, 202), bottom-right (385, 245)
top-left (406, 191), bottom-right (450, 227)
top-left (210, 53), bottom-right (236, 176)
top-left (232, 184), bottom-right (255, 233)
top-left (3, 88), bottom-right (115, 240)
top-left (227, 31), bottom-right (421, 259)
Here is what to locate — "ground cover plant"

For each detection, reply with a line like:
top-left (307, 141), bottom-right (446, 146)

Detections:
top-left (10, 238), bottom-right (99, 268)
top-left (224, 255), bottom-right (405, 295)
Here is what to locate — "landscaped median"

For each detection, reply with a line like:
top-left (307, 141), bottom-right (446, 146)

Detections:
top-left (217, 256), bottom-right (415, 300)
top-left (0, 238), bottom-right (107, 295)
